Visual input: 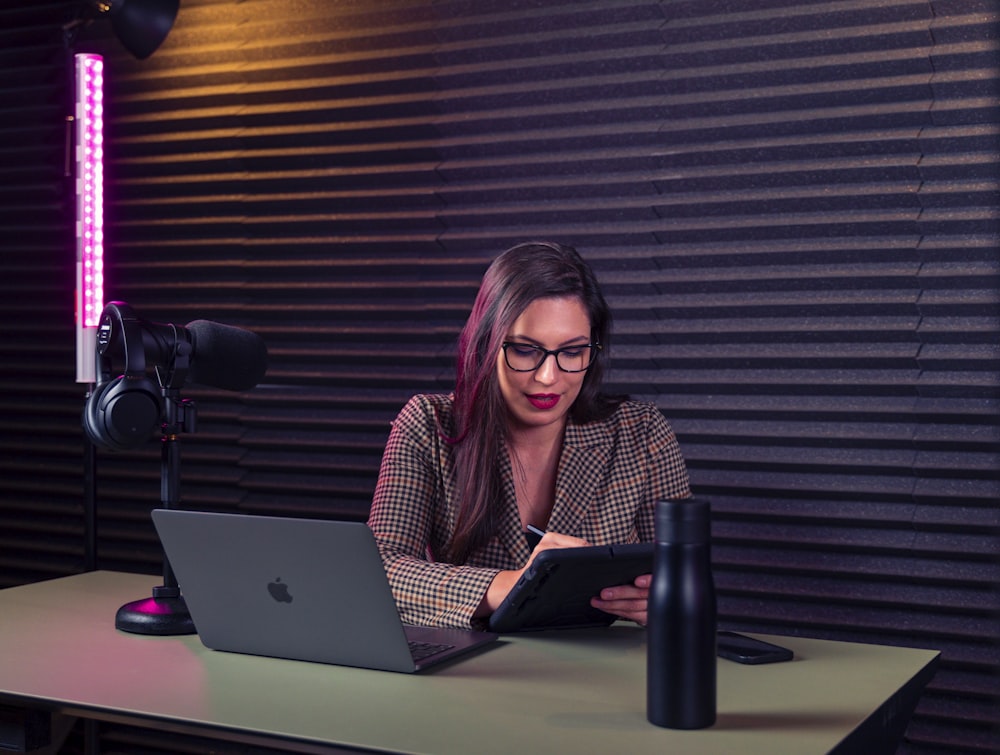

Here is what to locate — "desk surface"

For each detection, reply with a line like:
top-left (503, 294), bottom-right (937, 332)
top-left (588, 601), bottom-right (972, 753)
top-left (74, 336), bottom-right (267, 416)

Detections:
top-left (0, 571), bottom-right (938, 754)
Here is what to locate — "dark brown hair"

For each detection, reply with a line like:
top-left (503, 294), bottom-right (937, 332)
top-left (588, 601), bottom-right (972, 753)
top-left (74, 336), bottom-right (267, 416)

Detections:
top-left (445, 241), bottom-right (620, 562)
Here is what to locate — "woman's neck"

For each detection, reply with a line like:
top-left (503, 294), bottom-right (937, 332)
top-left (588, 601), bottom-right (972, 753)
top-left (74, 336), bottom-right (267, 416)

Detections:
top-left (507, 413), bottom-right (567, 451)
top-left (508, 420), bottom-right (566, 531)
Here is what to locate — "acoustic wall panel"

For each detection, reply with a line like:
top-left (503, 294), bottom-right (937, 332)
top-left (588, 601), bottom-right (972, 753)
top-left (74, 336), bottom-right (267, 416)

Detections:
top-left (0, 1), bottom-right (995, 751)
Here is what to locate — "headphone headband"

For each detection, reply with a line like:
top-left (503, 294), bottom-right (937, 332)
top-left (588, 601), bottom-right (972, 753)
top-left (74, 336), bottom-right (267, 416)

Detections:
top-left (95, 301), bottom-right (147, 383)
top-left (84, 301), bottom-right (162, 451)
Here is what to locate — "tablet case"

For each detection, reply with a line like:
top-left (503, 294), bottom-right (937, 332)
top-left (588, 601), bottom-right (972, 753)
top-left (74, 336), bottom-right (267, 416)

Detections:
top-left (488, 542), bottom-right (654, 633)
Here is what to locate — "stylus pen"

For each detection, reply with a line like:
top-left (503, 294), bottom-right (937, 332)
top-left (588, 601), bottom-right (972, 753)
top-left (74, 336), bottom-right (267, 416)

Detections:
top-left (526, 524), bottom-right (546, 538)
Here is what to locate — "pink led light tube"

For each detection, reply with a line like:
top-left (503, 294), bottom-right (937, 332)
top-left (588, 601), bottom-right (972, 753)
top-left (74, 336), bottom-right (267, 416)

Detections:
top-left (75, 53), bottom-right (104, 383)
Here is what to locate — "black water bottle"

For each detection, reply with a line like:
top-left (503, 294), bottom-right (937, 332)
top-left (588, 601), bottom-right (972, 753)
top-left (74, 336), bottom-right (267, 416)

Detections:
top-left (647, 497), bottom-right (717, 729)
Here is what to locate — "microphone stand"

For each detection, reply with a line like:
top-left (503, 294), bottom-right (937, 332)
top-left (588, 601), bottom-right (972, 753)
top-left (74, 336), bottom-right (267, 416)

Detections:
top-left (115, 341), bottom-right (196, 635)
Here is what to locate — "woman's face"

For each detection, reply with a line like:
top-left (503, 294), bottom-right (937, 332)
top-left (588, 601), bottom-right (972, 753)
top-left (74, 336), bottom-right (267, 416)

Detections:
top-left (496, 296), bottom-right (592, 434)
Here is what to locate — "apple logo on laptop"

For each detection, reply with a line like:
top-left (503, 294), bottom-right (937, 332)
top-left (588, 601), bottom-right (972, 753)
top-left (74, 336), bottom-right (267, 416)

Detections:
top-left (267, 577), bottom-right (293, 603)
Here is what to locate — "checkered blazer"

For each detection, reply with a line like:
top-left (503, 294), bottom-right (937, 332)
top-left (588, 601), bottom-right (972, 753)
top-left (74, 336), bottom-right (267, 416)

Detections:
top-left (367, 393), bottom-right (692, 628)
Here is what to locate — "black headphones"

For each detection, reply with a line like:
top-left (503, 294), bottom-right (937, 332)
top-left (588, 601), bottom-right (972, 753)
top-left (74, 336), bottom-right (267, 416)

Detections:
top-left (82, 302), bottom-right (163, 451)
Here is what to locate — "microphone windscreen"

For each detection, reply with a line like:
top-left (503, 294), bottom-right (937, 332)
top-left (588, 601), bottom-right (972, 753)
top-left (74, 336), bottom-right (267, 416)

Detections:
top-left (186, 320), bottom-right (268, 391)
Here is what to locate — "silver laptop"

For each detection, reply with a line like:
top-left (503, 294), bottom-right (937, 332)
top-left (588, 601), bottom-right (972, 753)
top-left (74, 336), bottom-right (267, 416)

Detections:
top-left (150, 509), bottom-right (498, 673)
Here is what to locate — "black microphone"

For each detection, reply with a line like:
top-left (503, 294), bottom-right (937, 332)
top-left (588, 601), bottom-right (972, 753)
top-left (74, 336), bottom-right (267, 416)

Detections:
top-left (186, 320), bottom-right (268, 391)
top-left (136, 316), bottom-right (268, 392)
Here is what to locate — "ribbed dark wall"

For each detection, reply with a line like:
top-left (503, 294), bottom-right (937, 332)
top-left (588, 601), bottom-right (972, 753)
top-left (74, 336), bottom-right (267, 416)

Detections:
top-left (0, 1), bottom-right (996, 752)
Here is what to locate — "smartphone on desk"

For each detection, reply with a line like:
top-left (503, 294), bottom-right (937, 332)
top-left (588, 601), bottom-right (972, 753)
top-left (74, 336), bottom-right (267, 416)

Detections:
top-left (717, 631), bottom-right (794, 665)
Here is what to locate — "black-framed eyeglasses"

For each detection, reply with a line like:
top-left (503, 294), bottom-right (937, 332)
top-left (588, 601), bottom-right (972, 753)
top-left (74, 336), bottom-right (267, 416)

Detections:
top-left (501, 342), bottom-right (601, 373)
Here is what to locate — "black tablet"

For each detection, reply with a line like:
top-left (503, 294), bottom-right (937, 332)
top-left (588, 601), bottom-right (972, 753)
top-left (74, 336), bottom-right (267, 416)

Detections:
top-left (488, 543), bottom-right (654, 633)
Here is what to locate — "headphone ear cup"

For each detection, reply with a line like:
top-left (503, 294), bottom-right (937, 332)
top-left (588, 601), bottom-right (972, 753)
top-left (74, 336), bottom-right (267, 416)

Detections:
top-left (83, 379), bottom-right (115, 448)
top-left (83, 376), bottom-right (162, 451)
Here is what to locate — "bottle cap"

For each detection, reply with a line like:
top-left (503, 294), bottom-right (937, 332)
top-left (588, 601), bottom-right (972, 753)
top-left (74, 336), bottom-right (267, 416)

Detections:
top-left (655, 498), bottom-right (711, 544)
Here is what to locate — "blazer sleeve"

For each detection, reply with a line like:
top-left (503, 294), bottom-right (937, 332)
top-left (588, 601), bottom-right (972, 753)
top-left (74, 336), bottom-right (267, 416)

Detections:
top-left (636, 403), bottom-right (692, 542)
top-left (367, 395), bottom-right (502, 629)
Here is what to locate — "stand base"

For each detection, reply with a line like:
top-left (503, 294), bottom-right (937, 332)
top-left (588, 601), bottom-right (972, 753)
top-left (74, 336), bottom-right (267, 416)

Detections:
top-left (115, 594), bottom-right (195, 635)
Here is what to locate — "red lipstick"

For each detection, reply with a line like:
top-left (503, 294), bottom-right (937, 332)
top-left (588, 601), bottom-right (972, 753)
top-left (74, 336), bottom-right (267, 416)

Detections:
top-left (527, 394), bottom-right (560, 410)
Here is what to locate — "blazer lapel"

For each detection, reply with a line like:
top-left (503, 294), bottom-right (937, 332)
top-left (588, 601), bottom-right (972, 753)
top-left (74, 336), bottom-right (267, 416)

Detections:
top-left (547, 420), bottom-right (611, 537)
top-left (495, 447), bottom-right (533, 564)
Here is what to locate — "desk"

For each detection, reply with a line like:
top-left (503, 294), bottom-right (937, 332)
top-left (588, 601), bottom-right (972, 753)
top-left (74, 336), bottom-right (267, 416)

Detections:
top-left (0, 571), bottom-right (938, 754)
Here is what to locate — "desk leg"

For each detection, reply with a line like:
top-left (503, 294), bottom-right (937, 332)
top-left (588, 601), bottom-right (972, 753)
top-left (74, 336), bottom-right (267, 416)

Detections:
top-left (85, 719), bottom-right (100, 753)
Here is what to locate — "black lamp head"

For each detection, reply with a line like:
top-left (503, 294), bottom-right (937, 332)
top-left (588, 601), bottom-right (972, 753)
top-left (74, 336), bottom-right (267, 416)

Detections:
top-left (95, 0), bottom-right (179, 60)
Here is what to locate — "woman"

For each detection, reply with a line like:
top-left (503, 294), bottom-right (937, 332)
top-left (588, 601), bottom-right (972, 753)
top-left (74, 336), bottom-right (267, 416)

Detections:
top-left (367, 241), bottom-right (691, 629)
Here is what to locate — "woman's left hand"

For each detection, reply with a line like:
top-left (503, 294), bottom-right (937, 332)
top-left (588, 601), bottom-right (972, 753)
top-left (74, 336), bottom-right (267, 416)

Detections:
top-left (590, 573), bottom-right (651, 626)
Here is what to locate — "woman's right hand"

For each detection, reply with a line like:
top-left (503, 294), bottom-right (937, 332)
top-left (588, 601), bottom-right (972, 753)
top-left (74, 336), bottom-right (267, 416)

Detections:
top-left (474, 531), bottom-right (589, 618)
top-left (528, 531), bottom-right (591, 559)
